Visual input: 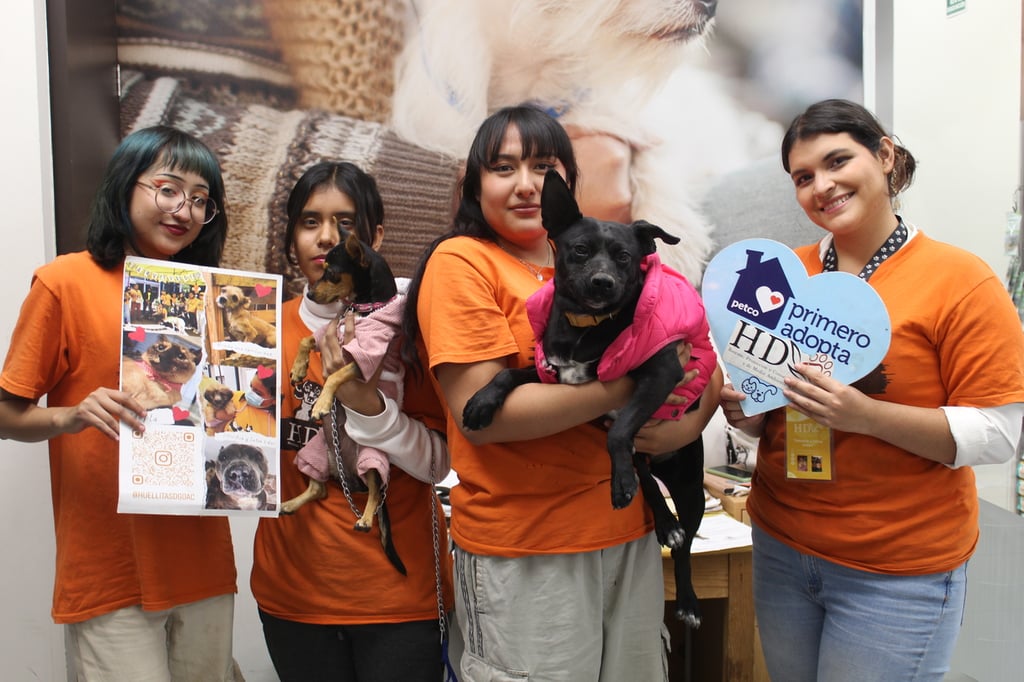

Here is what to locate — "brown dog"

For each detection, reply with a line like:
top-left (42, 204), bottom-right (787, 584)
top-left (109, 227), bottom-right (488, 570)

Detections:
top-left (198, 375), bottom-right (240, 435)
top-left (215, 285), bottom-right (278, 347)
top-left (122, 334), bottom-right (201, 409)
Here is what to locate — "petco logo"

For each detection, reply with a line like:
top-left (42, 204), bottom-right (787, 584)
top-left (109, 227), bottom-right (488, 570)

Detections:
top-left (726, 249), bottom-right (793, 330)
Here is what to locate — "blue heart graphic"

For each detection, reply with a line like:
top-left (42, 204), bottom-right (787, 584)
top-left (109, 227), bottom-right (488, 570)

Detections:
top-left (702, 239), bottom-right (891, 416)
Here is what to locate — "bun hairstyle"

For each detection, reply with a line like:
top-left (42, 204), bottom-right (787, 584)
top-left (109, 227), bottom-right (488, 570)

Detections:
top-left (781, 98), bottom-right (916, 201)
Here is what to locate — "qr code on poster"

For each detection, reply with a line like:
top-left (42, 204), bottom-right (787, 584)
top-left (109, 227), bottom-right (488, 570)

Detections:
top-left (128, 430), bottom-right (199, 488)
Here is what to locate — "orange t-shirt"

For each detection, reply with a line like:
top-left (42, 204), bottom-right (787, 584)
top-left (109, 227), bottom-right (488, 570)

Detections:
top-left (419, 236), bottom-right (653, 557)
top-left (747, 232), bottom-right (1024, 574)
top-left (250, 297), bottom-right (453, 624)
top-left (0, 252), bottom-right (236, 623)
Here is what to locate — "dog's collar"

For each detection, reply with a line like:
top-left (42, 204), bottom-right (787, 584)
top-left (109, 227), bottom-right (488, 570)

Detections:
top-left (135, 359), bottom-right (183, 391)
top-left (347, 295), bottom-right (398, 315)
top-left (564, 309), bottom-right (620, 327)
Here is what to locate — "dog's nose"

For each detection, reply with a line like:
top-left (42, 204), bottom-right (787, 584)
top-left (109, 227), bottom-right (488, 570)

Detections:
top-left (590, 273), bottom-right (616, 291)
top-left (698, 0), bottom-right (718, 16)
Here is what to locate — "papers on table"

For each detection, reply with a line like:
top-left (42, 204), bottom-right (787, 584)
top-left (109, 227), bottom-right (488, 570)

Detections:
top-left (692, 511), bottom-right (753, 553)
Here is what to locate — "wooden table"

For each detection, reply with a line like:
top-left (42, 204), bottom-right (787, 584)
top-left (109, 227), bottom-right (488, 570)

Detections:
top-left (663, 514), bottom-right (768, 681)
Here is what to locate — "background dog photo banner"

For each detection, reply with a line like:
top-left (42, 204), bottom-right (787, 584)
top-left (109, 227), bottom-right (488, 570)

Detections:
top-left (701, 239), bottom-right (891, 417)
top-left (118, 256), bottom-right (282, 517)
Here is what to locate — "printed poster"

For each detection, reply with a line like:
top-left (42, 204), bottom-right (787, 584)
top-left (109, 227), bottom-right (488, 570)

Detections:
top-left (118, 256), bottom-right (282, 516)
top-left (702, 239), bottom-right (891, 417)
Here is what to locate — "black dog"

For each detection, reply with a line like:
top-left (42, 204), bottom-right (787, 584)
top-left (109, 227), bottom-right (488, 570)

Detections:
top-left (462, 169), bottom-right (712, 626)
top-left (205, 443), bottom-right (272, 511)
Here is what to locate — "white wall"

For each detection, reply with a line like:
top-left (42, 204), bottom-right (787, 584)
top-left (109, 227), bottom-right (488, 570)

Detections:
top-left (0, 0), bottom-right (63, 679)
top-left (870, 0), bottom-right (1022, 510)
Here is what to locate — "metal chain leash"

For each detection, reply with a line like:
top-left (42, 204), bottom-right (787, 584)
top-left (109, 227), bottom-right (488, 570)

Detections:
top-left (430, 448), bottom-right (447, 645)
top-left (328, 400), bottom-right (387, 521)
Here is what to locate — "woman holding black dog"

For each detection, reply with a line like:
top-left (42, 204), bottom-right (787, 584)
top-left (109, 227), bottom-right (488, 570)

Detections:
top-left (719, 98), bottom-right (1024, 681)
top-left (402, 104), bottom-right (722, 680)
top-left (0, 127), bottom-right (239, 679)
top-left (251, 161), bottom-right (454, 682)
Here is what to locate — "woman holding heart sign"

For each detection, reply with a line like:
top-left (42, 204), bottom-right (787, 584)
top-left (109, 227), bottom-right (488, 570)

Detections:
top-left (0, 127), bottom-right (240, 680)
top-left (719, 98), bottom-right (1024, 682)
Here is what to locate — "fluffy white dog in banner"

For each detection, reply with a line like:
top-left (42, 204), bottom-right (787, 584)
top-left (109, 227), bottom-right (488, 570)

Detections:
top-left (392, 0), bottom-right (780, 284)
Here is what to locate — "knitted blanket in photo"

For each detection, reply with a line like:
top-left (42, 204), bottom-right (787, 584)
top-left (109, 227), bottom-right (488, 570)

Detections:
top-left (119, 72), bottom-right (461, 299)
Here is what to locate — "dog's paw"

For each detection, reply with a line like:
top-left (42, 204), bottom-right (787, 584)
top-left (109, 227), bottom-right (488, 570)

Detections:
top-left (310, 395), bottom-right (332, 421)
top-left (610, 469), bottom-right (639, 509)
top-left (673, 584), bottom-right (702, 627)
top-left (674, 606), bottom-right (702, 629)
top-left (289, 365), bottom-right (308, 386)
top-left (462, 394), bottom-right (500, 431)
top-left (657, 523), bottom-right (687, 551)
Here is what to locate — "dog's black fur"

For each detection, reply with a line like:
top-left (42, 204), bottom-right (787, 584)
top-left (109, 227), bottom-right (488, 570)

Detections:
top-left (462, 169), bottom-right (706, 626)
top-left (283, 232), bottom-right (406, 576)
top-left (205, 443), bottom-right (272, 511)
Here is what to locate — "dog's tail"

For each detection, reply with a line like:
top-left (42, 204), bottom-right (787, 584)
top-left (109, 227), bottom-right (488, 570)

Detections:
top-left (378, 502), bottom-right (407, 576)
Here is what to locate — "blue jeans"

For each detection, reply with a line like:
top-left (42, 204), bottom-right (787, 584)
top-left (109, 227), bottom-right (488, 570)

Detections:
top-left (752, 523), bottom-right (967, 681)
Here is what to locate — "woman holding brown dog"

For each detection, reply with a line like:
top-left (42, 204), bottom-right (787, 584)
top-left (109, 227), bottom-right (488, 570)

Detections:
top-left (402, 104), bottom-right (722, 680)
top-left (719, 99), bottom-right (1024, 681)
top-left (251, 161), bottom-right (454, 682)
top-left (0, 127), bottom-right (239, 680)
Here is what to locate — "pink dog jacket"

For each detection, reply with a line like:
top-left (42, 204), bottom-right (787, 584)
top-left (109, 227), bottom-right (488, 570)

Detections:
top-left (296, 294), bottom-right (405, 484)
top-left (526, 253), bottom-right (716, 419)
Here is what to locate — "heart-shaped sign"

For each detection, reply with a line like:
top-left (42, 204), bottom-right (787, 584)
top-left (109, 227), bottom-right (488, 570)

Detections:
top-left (172, 406), bottom-right (190, 421)
top-left (256, 364), bottom-right (274, 379)
top-left (254, 283), bottom-right (273, 298)
top-left (128, 327), bottom-right (146, 342)
top-left (702, 239), bottom-right (891, 416)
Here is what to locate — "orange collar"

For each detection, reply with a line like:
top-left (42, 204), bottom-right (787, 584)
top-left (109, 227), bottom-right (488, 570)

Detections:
top-left (563, 309), bottom-right (620, 327)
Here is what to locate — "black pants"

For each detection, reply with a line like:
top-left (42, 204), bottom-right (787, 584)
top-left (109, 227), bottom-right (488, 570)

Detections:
top-left (259, 610), bottom-right (443, 682)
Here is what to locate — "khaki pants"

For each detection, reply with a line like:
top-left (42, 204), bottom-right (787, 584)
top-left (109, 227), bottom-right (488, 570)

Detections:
top-left (66, 593), bottom-right (240, 682)
top-left (452, 532), bottom-right (669, 681)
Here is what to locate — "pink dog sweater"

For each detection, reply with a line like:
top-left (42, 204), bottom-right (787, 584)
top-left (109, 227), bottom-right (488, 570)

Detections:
top-left (296, 294), bottom-right (406, 484)
top-left (526, 253), bottom-right (716, 419)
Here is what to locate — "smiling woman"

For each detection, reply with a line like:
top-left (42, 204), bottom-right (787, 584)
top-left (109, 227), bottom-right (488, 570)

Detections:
top-left (0, 126), bottom-right (240, 681)
top-left (129, 168), bottom-right (215, 260)
top-left (719, 99), bottom-right (1024, 682)
top-left (400, 104), bottom-right (723, 680)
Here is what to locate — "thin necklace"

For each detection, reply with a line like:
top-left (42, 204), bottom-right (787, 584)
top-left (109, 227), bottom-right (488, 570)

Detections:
top-left (500, 240), bottom-right (552, 281)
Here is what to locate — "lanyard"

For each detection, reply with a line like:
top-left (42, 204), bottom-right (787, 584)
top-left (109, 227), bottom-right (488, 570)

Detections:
top-left (822, 219), bottom-right (908, 281)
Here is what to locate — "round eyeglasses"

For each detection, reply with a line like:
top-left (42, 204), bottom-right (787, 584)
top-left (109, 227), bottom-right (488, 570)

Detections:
top-left (136, 181), bottom-right (219, 225)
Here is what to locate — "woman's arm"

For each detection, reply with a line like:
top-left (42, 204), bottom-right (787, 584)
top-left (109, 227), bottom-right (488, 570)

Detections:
top-left (343, 395), bottom-right (450, 483)
top-left (323, 311), bottom-right (451, 482)
top-left (0, 386), bottom-right (146, 442)
top-left (942, 403), bottom-right (1024, 468)
top-left (436, 358), bottom-right (635, 445)
top-left (784, 363), bottom-right (957, 465)
top-left (634, 365), bottom-right (723, 455)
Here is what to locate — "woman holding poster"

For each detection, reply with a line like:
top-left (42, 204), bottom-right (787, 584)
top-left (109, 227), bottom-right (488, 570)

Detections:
top-left (719, 99), bottom-right (1024, 681)
top-left (0, 127), bottom-right (239, 680)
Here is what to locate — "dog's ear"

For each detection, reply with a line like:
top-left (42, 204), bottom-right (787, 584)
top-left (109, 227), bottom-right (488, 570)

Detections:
top-left (344, 231), bottom-right (370, 268)
top-left (633, 220), bottom-right (681, 255)
top-left (541, 169), bottom-right (581, 239)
